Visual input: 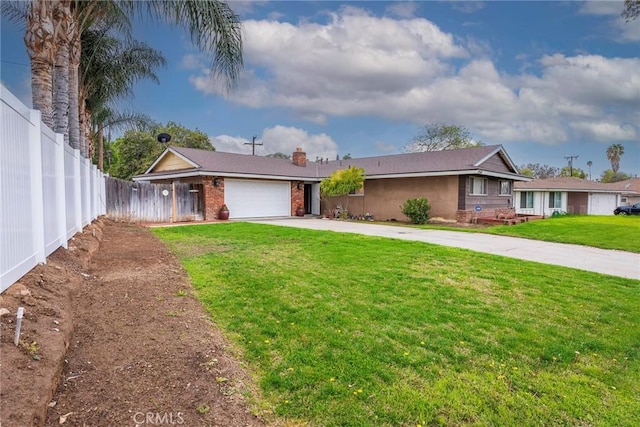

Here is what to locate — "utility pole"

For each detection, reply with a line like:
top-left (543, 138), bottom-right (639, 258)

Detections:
top-left (244, 135), bottom-right (263, 156)
top-left (564, 155), bottom-right (578, 177)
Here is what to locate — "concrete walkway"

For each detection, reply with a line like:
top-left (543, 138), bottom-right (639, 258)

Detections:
top-left (251, 218), bottom-right (640, 280)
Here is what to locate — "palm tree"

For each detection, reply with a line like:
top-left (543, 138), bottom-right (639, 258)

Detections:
top-left (606, 144), bottom-right (625, 173)
top-left (2, 1), bottom-right (55, 128)
top-left (69, 1), bottom-right (129, 154)
top-left (587, 160), bottom-right (593, 180)
top-left (4, 0), bottom-right (243, 158)
top-left (81, 28), bottom-right (165, 168)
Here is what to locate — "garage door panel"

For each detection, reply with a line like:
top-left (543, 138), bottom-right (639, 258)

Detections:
top-left (225, 179), bottom-right (290, 218)
top-left (589, 194), bottom-right (616, 215)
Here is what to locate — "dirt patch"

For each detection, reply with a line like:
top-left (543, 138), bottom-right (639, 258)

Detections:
top-left (0, 219), bottom-right (264, 427)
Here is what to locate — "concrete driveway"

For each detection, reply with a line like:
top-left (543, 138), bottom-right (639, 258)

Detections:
top-left (250, 218), bottom-right (640, 280)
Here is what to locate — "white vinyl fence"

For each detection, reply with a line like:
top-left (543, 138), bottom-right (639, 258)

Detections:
top-left (1, 84), bottom-right (106, 293)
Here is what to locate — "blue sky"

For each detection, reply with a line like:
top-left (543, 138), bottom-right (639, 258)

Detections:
top-left (2, 1), bottom-right (639, 179)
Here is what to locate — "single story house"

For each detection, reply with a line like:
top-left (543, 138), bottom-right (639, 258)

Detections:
top-left (613, 178), bottom-right (640, 206)
top-left (513, 177), bottom-right (634, 216)
top-left (133, 144), bottom-right (529, 222)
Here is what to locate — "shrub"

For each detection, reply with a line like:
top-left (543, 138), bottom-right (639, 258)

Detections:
top-left (401, 197), bottom-right (431, 224)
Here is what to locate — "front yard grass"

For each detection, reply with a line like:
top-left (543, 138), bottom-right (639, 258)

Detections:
top-left (482, 215), bottom-right (640, 253)
top-left (154, 223), bottom-right (639, 426)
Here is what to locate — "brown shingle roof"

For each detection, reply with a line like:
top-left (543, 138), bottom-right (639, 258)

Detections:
top-left (138, 145), bottom-right (525, 181)
top-left (611, 178), bottom-right (640, 194)
top-left (514, 177), bottom-right (633, 193)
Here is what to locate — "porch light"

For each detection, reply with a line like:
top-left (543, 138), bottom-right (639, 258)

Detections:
top-left (297, 182), bottom-right (304, 190)
top-left (214, 178), bottom-right (221, 187)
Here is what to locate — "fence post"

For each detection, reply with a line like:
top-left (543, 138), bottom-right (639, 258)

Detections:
top-left (28, 109), bottom-right (46, 264)
top-left (54, 133), bottom-right (67, 249)
top-left (74, 148), bottom-right (82, 232)
top-left (83, 158), bottom-right (91, 226)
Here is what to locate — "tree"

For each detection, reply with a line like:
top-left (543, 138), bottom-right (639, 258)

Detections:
top-left (266, 152), bottom-right (291, 159)
top-left (81, 26), bottom-right (166, 165)
top-left (110, 131), bottom-right (162, 180)
top-left (519, 167), bottom-right (534, 178)
top-left (1, 1), bottom-right (55, 127)
top-left (518, 163), bottom-right (559, 179)
top-left (342, 153), bottom-right (352, 160)
top-left (320, 166), bottom-right (365, 216)
top-left (559, 167), bottom-right (587, 179)
top-left (110, 122), bottom-right (213, 179)
top-left (587, 160), bottom-right (593, 180)
top-left (404, 124), bottom-right (482, 152)
top-left (3, 0), bottom-right (243, 158)
top-left (623, 0), bottom-right (640, 21)
top-left (606, 144), bottom-right (625, 173)
top-left (600, 169), bottom-right (631, 183)
top-left (151, 122), bottom-right (212, 150)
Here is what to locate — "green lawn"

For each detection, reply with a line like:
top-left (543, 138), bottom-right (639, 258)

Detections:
top-left (482, 215), bottom-right (640, 253)
top-left (154, 223), bottom-right (640, 426)
top-left (411, 215), bottom-right (640, 253)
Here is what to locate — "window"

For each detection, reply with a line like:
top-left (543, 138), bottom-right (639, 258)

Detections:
top-left (470, 177), bottom-right (487, 195)
top-left (499, 180), bottom-right (512, 195)
top-left (520, 192), bottom-right (533, 209)
top-left (549, 191), bottom-right (562, 208)
top-left (349, 182), bottom-right (364, 196)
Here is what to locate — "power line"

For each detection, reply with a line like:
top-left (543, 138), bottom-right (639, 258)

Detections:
top-left (244, 135), bottom-right (263, 156)
top-left (0, 59), bottom-right (29, 67)
top-left (564, 155), bottom-right (578, 176)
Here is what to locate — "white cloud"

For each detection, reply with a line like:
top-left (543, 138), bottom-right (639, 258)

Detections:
top-left (192, 9), bottom-right (639, 148)
top-left (613, 18), bottom-right (640, 42)
top-left (579, 1), bottom-right (623, 16)
top-left (209, 134), bottom-right (257, 154)
top-left (180, 54), bottom-right (205, 70)
top-left (578, 0), bottom-right (639, 42)
top-left (211, 126), bottom-right (338, 160)
top-left (386, 2), bottom-right (419, 18)
top-left (261, 125), bottom-right (338, 160)
top-left (570, 121), bottom-right (638, 141)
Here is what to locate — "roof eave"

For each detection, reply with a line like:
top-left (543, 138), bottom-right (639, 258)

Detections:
top-left (473, 145), bottom-right (520, 173)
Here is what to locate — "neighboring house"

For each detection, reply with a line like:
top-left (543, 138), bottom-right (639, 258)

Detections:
top-left (133, 145), bottom-right (529, 222)
top-left (513, 177), bottom-right (633, 216)
top-left (613, 178), bottom-right (640, 206)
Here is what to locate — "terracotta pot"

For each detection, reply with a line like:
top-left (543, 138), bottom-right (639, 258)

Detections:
top-left (218, 210), bottom-right (229, 220)
top-left (296, 207), bottom-right (305, 216)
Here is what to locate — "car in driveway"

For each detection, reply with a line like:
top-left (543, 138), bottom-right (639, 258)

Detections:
top-left (614, 202), bottom-right (640, 215)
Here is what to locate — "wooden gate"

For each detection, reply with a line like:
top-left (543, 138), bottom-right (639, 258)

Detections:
top-left (105, 177), bottom-right (203, 223)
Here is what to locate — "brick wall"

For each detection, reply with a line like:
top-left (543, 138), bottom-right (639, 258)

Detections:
top-left (291, 182), bottom-right (304, 215)
top-left (203, 177), bottom-right (225, 220)
top-left (456, 207), bottom-right (515, 223)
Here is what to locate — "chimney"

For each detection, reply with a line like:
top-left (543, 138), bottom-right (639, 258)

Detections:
top-left (292, 147), bottom-right (306, 167)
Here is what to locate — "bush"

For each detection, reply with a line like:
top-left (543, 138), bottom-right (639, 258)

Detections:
top-left (401, 197), bottom-right (431, 224)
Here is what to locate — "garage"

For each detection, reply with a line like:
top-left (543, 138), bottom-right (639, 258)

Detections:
top-left (589, 193), bottom-right (617, 215)
top-left (224, 179), bottom-right (291, 218)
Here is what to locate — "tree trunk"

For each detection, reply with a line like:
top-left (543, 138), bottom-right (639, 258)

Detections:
top-left (53, 0), bottom-right (72, 146)
top-left (68, 18), bottom-right (81, 154)
top-left (24, 0), bottom-right (55, 129)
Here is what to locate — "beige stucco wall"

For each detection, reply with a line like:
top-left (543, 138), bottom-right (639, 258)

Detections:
top-left (323, 176), bottom-right (460, 221)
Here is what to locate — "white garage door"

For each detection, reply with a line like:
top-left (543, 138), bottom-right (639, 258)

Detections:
top-left (224, 179), bottom-right (291, 218)
top-left (589, 193), bottom-right (617, 215)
